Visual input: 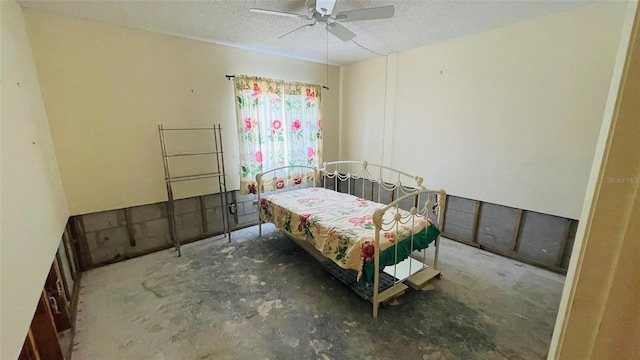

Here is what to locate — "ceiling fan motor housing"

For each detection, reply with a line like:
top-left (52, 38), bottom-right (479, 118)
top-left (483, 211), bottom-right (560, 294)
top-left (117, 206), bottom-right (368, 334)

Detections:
top-left (308, 0), bottom-right (337, 16)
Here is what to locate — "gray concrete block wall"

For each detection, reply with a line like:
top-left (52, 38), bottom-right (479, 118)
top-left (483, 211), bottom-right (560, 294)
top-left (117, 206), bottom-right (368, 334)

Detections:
top-left (203, 192), bottom-right (234, 232)
top-left (322, 176), bottom-right (337, 190)
top-left (347, 178), bottom-right (373, 198)
top-left (173, 197), bottom-right (205, 242)
top-left (346, 178), bottom-right (364, 198)
top-left (78, 188), bottom-right (280, 267)
top-left (376, 186), bottom-right (394, 206)
top-left (77, 186), bottom-right (579, 274)
top-left (374, 180), bottom-right (410, 206)
top-left (173, 197), bottom-right (199, 215)
top-left (85, 226), bottom-right (129, 264)
top-left (78, 191), bottom-right (235, 268)
top-left (83, 210), bottom-right (124, 232)
top-left (337, 178), bottom-right (349, 194)
top-left (397, 194), bottom-right (417, 212)
top-left (477, 204), bottom-right (518, 253)
top-left (130, 203), bottom-right (172, 252)
top-left (235, 191), bottom-right (259, 227)
top-left (205, 207), bottom-right (225, 233)
top-left (130, 203), bottom-right (165, 224)
top-left (442, 195), bottom-right (578, 272)
top-left (518, 212), bottom-right (568, 266)
top-left (81, 203), bottom-right (175, 265)
top-left (361, 179), bottom-right (375, 200)
top-left (443, 197), bottom-right (476, 241)
top-left (561, 220), bottom-right (578, 269)
top-left (204, 193), bottom-right (223, 208)
top-left (83, 210), bottom-right (129, 264)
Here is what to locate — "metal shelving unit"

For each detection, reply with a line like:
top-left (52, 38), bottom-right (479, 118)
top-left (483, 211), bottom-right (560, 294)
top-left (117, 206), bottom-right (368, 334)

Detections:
top-left (158, 124), bottom-right (229, 256)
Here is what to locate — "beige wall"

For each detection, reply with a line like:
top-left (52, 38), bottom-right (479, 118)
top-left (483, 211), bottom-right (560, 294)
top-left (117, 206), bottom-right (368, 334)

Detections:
top-left (341, 2), bottom-right (627, 219)
top-left (340, 56), bottom-right (386, 163)
top-left (550, 2), bottom-right (640, 358)
top-left (24, 10), bottom-right (341, 215)
top-left (0, 1), bottom-right (70, 359)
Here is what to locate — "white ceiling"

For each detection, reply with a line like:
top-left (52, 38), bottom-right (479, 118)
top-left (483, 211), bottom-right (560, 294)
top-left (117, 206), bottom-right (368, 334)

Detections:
top-left (18, 0), bottom-right (594, 65)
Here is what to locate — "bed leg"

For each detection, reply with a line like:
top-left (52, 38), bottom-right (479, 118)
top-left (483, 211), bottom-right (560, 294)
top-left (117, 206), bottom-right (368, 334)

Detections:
top-left (259, 222), bottom-right (262, 237)
top-left (373, 302), bottom-right (379, 319)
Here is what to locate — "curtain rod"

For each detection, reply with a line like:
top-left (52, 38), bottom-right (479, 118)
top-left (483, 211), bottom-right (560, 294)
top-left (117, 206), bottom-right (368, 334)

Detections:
top-left (226, 74), bottom-right (328, 90)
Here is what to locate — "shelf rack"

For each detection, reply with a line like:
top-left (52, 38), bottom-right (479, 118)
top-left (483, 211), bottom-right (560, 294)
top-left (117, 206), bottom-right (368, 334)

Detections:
top-left (158, 124), bottom-right (230, 256)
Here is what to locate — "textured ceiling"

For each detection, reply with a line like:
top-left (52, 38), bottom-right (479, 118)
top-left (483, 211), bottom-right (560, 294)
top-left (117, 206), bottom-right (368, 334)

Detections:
top-left (18, 0), bottom-right (593, 65)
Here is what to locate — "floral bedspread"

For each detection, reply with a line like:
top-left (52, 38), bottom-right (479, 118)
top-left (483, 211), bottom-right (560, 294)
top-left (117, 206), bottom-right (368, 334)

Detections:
top-left (259, 187), bottom-right (434, 280)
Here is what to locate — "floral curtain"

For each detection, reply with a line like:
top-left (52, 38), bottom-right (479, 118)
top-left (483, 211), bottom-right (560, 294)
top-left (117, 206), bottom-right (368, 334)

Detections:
top-left (234, 75), bottom-right (323, 194)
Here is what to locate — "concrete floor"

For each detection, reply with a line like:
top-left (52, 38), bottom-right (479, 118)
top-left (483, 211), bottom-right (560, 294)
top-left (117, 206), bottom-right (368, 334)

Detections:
top-left (72, 224), bottom-right (565, 360)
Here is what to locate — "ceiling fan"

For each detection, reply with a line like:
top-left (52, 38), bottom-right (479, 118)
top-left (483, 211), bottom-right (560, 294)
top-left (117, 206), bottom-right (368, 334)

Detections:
top-left (250, 0), bottom-right (395, 41)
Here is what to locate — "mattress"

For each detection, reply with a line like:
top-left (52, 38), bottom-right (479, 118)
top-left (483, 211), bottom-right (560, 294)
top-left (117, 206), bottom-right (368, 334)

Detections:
top-left (259, 187), bottom-right (440, 282)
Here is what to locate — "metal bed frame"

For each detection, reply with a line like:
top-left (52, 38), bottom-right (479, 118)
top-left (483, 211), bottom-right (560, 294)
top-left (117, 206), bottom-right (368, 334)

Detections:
top-left (256, 160), bottom-right (446, 318)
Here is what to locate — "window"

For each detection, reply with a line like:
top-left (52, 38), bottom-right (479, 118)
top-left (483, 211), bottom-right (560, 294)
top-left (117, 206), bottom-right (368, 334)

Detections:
top-left (234, 75), bottom-right (323, 194)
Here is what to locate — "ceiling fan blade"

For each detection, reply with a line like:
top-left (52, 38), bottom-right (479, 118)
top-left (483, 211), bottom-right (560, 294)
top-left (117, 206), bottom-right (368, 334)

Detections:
top-left (326, 22), bottom-right (356, 42)
top-left (279, 23), bottom-right (315, 39)
top-left (334, 5), bottom-right (395, 22)
top-left (249, 8), bottom-right (309, 19)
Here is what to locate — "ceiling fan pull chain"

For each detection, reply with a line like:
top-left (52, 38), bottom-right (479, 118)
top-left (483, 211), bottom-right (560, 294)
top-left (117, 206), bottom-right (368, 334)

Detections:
top-left (326, 25), bottom-right (329, 90)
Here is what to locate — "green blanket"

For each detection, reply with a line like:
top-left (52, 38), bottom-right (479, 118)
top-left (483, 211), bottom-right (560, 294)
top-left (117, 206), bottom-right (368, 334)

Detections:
top-left (362, 224), bottom-right (440, 284)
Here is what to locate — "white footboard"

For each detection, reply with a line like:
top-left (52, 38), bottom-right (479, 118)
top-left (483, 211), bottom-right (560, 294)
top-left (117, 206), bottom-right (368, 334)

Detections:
top-left (371, 188), bottom-right (446, 318)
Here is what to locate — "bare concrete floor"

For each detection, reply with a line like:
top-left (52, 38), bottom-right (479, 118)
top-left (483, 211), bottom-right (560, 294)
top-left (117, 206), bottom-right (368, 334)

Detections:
top-left (72, 224), bottom-right (565, 360)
